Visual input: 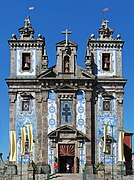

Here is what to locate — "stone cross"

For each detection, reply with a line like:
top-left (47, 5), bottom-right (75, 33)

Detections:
top-left (24, 16), bottom-right (31, 27)
top-left (62, 29), bottom-right (72, 46)
top-left (104, 20), bottom-right (109, 28)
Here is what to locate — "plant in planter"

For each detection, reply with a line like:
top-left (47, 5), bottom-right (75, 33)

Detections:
top-left (94, 162), bottom-right (104, 174)
top-left (54, 156), bottom-right (57, 162)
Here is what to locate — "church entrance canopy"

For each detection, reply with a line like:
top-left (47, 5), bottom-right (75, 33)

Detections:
top-left (48, 125), bottom-right (86, 141)
top-left (48, 125), bottom-right (86, 173)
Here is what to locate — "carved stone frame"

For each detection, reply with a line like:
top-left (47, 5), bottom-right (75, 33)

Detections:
top-left (19, 49), bottom-right (34, 73)
top-left (20, 93), bottom-right (32, 114)
top-left (57, 93), bottom-right (75, 126)
top-left (99, 51), bottom-right (113, 73)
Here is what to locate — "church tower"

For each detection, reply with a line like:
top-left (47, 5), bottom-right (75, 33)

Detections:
top-left (85, 19), bottom-right (126, 167)
top-left (6, 16), bottom-right (48, 168)
top-left (6, 17), bottom-right (127, 178)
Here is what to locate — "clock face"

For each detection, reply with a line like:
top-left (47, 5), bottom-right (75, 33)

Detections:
top-left (22, 101), bottom-right (30, 111)
top-left (103, 101), bottom-right (110, 111)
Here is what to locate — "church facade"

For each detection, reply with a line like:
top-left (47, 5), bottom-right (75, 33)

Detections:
top-left (5, 16), bottom-right (127, 176)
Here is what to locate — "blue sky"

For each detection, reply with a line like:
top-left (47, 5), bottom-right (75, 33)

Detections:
top-left (0, 0), bottom-right (134, 160)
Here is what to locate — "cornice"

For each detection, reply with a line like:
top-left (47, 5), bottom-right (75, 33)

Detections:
top-left (87, 40), bottom-right (124, 49)
top-left (8, 40), bottom-right (44, 48)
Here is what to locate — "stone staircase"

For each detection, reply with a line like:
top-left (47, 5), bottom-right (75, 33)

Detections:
top-left (47, 173), bottom-right (83, 180)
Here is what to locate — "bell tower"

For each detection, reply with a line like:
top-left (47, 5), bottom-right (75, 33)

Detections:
top-left (7, 16), bottom-right (48, 167)
top-left (8, 16), bottom-right (48, 78)
top-left (86, 19), bottom-right (124, 77)
top-left (55, 29), bottom-right (77, 76)
top-left (85, 19), bottom-right (127, 167)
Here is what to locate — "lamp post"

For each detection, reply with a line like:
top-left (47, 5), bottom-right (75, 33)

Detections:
top-left (104, 152), bottom-right (106, 180)
top-left (20, 155), bottom-right (23, 180)
top-left (118, 130), bottom-right (125, 180)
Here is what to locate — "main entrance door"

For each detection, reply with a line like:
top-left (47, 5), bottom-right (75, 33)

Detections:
top-left (59, 144), bottom-right (75, 173)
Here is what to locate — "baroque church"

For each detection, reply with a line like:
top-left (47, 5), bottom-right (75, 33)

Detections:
top-left (0, 16), bottom-right (128, 179)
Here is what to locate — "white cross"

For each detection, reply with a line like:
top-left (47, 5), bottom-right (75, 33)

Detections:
top-left (62, 29), bottom-right (72, 46)
top-left (104, 20), bottom-right (109, 28)
top-left (24, 16), bottom-right (31, 27)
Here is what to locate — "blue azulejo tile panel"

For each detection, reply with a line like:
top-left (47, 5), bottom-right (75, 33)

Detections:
top-left (16, 93), bottom-right (37, 164)
top-left (48, 90), bottom-right (57, 134)
top-left (48, 139), bottom-right (54, 166)
top-left (76, 90), bottom-right (86, 167)
top-left (76, 90), bottom-right (86, 134)
top-left (97, 94), bottom-right (118, 164)
top-left (80, 141), bottom-right (86, 167)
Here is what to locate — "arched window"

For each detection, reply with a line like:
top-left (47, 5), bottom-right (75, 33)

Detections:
top-left (64, 55), bottom-right (69, 73)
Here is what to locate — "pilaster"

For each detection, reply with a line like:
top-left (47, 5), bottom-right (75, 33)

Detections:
top-left (85, 90), bottom-right (93, 174)
top-left (10, 47), bottom-right (16, 78)
top-left (42, 91), bottom-right (48, 164)
top-left (35, 93), bottom-right (43, 164)
top-left (117, 93), bottom-right (124, 130)
top-left (9, 93), bottom-right (17, 131)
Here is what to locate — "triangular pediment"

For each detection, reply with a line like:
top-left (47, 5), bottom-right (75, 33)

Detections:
top-left (56, 40), bottom-right (77, 47)
top-left (56, 84), bottom-right (77, 91)
top-left (102, 91), bottom-right (113, 98)
top-left (48, 125), bottom-right (86, 138)
top-left (57, 125), bottom-right (76, 132)
top-left (38, 66), bottom-right (56, 79)
top-left (76, 66), bottom-right (95, 79)
top-left (82, 71), bottom-right (92, 78)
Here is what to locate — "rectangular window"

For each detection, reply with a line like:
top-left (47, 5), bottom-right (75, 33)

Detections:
top-left (22, 53), bottom-right (31, 71)
top-left (102, 53), bottom-right (110, 71)
top-left (60, 100), bottom-right (73, 125)
top-left (103, 100), bottom-right (111, 112)
top-left (22, 100), bottom-right (30, 112)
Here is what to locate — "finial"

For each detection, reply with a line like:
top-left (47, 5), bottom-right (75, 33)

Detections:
top-left (38, 34), bottom-right (43, 39)
top-left (101, 18), bottom-right (105, 27)
top-left (24, 16), bottom-right (31, 27)
top-left (116, 34), bottom-right (121, 40)
top-left (104, 20), bottom-right (109, 28)
top-left (101, 18), bottom-right (109, 29)
top-left (90, 34), bottom-right (95, 39)
top-left (62, 29), bottom-right (72, 46)
top-left (11, 34), bottom-right (17, 40)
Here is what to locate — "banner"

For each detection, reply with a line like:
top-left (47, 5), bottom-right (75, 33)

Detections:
top-left (28, 124), bottom-right (33, 152)
top-left (9, 131), bottom-right (16, 162)
top-left (118, 131), bottom-right (125, 162)
top-left (21, 126), bottom-right (26, 156)
top-left (103, 125), bottom-right (108, 153)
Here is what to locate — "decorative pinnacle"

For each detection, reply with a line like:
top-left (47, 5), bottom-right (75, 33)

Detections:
top-left (24, 16), bottom-right (31, 27)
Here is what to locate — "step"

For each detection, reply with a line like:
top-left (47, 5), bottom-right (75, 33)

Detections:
top-left (49, 173), bottom-right (83, 180)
